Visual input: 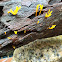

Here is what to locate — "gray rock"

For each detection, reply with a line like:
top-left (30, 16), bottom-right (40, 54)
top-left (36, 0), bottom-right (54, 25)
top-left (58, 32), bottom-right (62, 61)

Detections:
top-left (12, 35), bottom-right (62, 62)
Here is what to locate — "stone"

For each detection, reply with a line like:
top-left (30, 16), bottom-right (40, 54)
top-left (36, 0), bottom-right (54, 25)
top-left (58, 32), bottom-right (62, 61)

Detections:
top-left (11, 35), bottom-right (62, 62)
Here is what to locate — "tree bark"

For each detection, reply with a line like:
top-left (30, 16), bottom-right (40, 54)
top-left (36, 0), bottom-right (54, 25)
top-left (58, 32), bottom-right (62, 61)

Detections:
top-left (0, 2), bottom-right (62, 57)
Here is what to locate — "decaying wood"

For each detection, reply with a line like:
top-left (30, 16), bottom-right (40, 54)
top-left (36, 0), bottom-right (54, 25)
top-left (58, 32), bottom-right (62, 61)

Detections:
top-left (0, 2), bottom-right (62, 56)
top-left (0, 2), bottom-right (62, 48)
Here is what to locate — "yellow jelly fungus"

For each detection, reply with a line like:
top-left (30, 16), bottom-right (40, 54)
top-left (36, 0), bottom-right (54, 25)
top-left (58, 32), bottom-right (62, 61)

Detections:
top-left (8, 6), bottom-right (21, 15)
top-left (45, 9), bottom-right (53, 18)
top-left (7, 37), bottom-right (12, 39)
top-left (36, 4), bottom-right (43, 16)
top-left (5, 32), bottom-right (6, 35)
top-left (14, 31), bottom-right (17, 34)
top-left (24, 30), bottom-right (26, 33)
top-left (12, 45), bottom-right (15, 49)
top-left (48, 25), bottom-right (56, 29)
top-left (37, 20), bottom-right (39, 24)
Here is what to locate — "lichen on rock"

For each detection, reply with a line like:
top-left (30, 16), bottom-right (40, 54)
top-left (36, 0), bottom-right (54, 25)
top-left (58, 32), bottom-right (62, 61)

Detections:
top-left (12, 35), bottom-right (62, 62)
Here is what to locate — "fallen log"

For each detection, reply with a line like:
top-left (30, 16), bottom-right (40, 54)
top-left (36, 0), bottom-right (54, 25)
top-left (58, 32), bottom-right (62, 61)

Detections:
top-left (0, 2), bottom-right (62, 57)
top-left (7, 2), bottom-right (62, 45)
